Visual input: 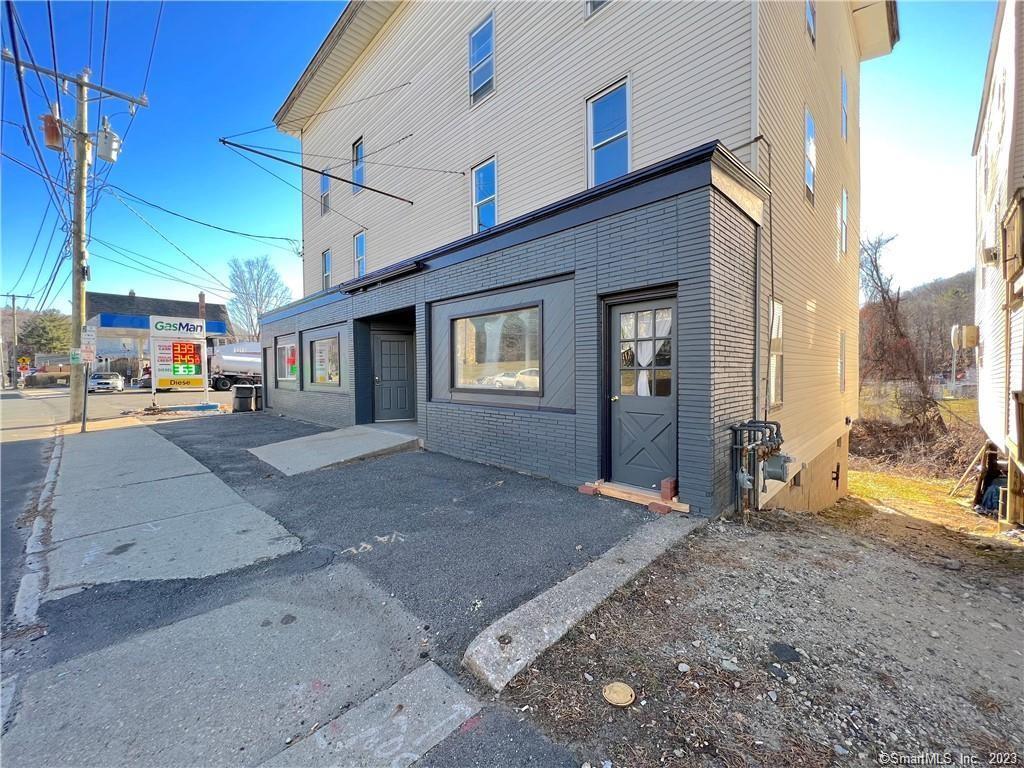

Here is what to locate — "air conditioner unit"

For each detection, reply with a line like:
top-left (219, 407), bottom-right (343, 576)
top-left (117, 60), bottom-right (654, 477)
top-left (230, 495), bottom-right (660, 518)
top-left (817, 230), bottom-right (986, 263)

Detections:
top-left (982, 246), bottom-right (999, 266)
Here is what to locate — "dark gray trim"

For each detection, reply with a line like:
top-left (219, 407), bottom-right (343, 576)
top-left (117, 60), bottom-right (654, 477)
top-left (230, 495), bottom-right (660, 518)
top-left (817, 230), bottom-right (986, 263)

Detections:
top-left (448, 301), bottom-right (544, 398)
top-left (261, 142), bottom-right (766, 325)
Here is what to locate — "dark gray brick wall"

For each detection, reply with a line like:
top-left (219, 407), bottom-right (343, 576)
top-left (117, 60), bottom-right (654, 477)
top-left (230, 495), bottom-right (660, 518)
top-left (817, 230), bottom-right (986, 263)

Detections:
top-left (261, 181), bottom-right (759, 512)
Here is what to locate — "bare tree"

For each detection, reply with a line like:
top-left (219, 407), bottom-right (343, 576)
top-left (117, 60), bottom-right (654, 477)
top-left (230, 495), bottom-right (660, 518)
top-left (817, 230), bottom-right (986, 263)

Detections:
top-left (859, 234), bottom-right (945, 430)
top-left (227, 255), bottom-right (292, 340)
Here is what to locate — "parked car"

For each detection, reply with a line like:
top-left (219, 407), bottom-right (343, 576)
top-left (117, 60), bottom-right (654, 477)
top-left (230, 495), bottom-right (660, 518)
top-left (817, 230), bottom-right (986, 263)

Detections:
top-left (88, 372), bottom-right (125, 393)
top-left (492, 371), bottom-right (518, 388)
top-left (515, 368), bottom-right (540, 390)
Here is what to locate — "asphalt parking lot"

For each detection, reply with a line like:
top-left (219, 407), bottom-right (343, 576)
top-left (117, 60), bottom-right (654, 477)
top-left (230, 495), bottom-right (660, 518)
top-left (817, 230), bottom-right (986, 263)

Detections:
top-left (154, 412), bottom-right (656, 671)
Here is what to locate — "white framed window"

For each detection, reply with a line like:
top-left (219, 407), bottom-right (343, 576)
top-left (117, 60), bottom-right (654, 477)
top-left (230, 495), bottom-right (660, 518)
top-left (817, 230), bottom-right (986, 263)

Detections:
top-left (588, 79), bottom-right (629, 187)
top-left (352, 138), bottom-right (364, 191)
top-left (839, 187), bottom-right (848, 255)
top-left (276, 342), bottom-right (297, 382)
top-left (806, 0), bottom-right (816, 44)
top-left (469, 15), bottom-right (494, 105)
top-left (321, 249), bottom-right (331, 291)
top-left (320, 170), bottom-right (330, 216)
top-left (354, 231), bottom-right (366, 278)
top-left (840, 70), bottom-right (849, 142)
top-left (839, 330), bottom-right (846, 393)
top-left (587, 0), bottom-right (610, 16)
top-left (804, 107), bottom-right (816, 203)
top-left (472, 157), bottom-right (497, 233)
top-left (769, 300), bottom-right (783, 408)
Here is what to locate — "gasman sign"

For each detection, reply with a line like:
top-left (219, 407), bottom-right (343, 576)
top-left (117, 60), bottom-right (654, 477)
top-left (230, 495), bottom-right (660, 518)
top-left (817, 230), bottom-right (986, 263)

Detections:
top-left (150, 315), bottom-right (206, 338)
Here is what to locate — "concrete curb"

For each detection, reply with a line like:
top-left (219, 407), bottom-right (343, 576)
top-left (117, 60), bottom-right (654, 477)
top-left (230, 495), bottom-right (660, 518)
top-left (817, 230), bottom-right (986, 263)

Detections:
top-left (462, 512), bottom-right (711, 691)
top-left (12, 429), bottom-right (62, 627)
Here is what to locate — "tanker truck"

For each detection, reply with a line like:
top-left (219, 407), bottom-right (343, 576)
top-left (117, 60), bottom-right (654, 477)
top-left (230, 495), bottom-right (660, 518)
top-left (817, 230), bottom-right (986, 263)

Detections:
top-left (210, 342), bottom-right (262, 391)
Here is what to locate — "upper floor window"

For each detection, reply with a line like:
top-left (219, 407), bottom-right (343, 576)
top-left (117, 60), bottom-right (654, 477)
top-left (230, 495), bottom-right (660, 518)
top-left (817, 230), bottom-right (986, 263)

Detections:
top-left (587, 0), bottom-right (610, 15)
top-left (320, 171), bottom-right (330, 216)
top-left (804, 107), bottom-right (816, 203)
top-left (354, 231), bottom-right (366, 278)
top-left (352, 139), bottom-right (364, 191)
top-left (469, 16), bottom-right (494, 105)
top-left (588, 79), bottom-right (629, 187)
top-left (839, 188), bottom-right (848, 255)
top-left (472, 157), bottom-right (497, 233)
top-left (321, 249), bottom-right (331, 291)
top-left (806, 0), bottom-right (816, 44)
top-left (769, 300), bottom-right (784, 407)
top-left (840, 71), bottom-right (848, 142)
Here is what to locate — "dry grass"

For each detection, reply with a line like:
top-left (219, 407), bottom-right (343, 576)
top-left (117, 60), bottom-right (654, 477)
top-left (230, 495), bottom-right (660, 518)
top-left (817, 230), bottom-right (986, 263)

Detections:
top-left (848, 469), bottom-right (1013, 543)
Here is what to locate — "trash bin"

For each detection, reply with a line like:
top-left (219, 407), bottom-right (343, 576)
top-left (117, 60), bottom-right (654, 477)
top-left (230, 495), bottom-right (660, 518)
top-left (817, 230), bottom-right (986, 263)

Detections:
top-left (233, 384), bottom-right (255, 413)
top-left (253, 384), bottom-right (263, 411)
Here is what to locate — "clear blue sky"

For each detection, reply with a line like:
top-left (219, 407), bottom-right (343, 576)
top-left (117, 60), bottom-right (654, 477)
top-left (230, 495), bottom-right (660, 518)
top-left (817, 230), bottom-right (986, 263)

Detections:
top-left (2, 1), bottom-right (343, 312)
top-left (0, 1), bottom-right (1000, 313)
top-left (860, 0), bottom-right (994, 290)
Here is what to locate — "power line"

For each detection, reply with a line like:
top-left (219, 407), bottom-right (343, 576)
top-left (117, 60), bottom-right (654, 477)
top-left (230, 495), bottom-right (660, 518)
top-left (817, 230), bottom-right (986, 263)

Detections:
top-left (3, 2), bottom-right (71, 228)
top-left (220, 139), bottom-right (414, 205)
top-left (1, 150), bottom-right (73, 192)
top-left (101, 183), bottom-right (298, 252)
top-left (86, 0), bottom-right (109, 242)
top-left (237, 141), bottom-right (464, 176)
top-left (45, 1), bottom-right (60, 107)
top-left (106, 189), bottom-right (232, 291)
top-left (90, 234), bottom-right (237, 290)
top-left (222, 81), bottom-right (411, 140)
top-left (4, 197), bottom-right (52, 293)
top-left (41, 263), bottom-right (70, 310)
top-left (89, 250), bottom-right (231, 301)
top-left (28, 219), bottom-right (62, 296)
top-left (224, 143), bottom-right (368, 231)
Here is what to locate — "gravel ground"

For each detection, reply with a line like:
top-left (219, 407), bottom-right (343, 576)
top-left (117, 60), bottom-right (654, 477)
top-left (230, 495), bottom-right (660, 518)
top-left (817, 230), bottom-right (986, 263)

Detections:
top-left (506, 498), bottom-right (1024, 767)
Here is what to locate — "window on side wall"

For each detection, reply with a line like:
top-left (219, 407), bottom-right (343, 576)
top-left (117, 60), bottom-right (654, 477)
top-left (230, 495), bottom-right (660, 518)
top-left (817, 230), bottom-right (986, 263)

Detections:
top-left (354, 231), bottom-right (366, 278)
top-left (322, 249), bottom-right (331, 291)
top-left (352, 138), bottom-right (364, 191)
top-left (587, 0), bottom-right (610, 16)
top-left (469, 15), bottom-right (494, 105)
top-left (472, 157), bottom-right (496, 233)
top-left (806, 0), bottom-right (816, 44)
top-left (320, 171), bottom-right (330, 216)
top-left (840, 70), bottom-right (848, 142)
top-left (588, 79), bottom-right (629, 187)
top-left (839, 330), bottom-right (846, 393)
top-left (804, 108), bottom-right (816, 204)
top-left (839, 188), bottom-right (848, 256)
top-left (310, 336), bottom-right (340, 386)
top-left (276, 342), bottom-right (297, 383)
top-left (769, 300), bottom-right (783, 408)
top-left (452, 305), bottom-right (541, 394)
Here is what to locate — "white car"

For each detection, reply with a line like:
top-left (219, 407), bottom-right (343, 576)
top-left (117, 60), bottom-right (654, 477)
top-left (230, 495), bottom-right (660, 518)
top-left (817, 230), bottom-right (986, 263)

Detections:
top-left (492, 371), bottom-right (518, 388)
top-left (88, 372), bottom-right (125, 393)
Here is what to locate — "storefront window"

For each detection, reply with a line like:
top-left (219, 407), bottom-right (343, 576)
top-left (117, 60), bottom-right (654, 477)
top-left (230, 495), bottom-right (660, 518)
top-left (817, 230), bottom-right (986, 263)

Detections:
top-left (310, 337), bottom-right (340, 385)
top-left (453, 306), bottom-right (540, 392)
top-left (276, 343), bottom-right (297, 381)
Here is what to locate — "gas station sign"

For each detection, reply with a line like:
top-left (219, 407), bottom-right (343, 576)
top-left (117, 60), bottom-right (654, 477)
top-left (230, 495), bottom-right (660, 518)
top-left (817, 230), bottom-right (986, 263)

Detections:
top-left (149, 316), bottom-right (207, 390)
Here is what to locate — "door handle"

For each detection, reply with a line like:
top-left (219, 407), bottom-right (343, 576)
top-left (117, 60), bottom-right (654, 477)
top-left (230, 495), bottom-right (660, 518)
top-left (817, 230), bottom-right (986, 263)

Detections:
top-left (610, 395), bottom-right (620, 402)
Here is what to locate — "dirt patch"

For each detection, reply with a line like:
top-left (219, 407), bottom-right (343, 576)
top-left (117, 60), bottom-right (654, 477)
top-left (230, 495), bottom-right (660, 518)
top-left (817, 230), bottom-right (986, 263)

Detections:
top-left (506, 504), bottom-right (1023, 767)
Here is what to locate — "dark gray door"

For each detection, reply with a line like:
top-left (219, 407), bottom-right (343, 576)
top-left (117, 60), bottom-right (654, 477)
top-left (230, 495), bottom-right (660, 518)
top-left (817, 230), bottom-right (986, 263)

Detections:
top-left (609, 300), bottom-right (677, 490)
top-left (373, 333), bottom-right (415, 421)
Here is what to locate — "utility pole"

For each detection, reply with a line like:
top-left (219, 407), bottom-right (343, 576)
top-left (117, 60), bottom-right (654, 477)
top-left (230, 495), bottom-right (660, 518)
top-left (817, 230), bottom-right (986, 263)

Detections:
top-left (1, 293), bottom-right (33, 388)
top-left (1, 50), bottom-right (147, 422)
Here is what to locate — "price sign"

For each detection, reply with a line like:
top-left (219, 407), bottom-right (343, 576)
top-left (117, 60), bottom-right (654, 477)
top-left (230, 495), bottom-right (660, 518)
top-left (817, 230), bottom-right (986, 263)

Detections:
top-left (154, 339), bottom-right (206, 389)
top-left (171, 341), bottom-right (203, 376)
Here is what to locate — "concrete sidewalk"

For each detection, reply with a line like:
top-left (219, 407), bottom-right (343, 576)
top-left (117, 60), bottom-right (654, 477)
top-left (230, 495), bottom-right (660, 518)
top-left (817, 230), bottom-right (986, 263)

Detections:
top-left (39, 424), bottom-right (301, 602)
top-left (248, 422), bottom-right (419, 476)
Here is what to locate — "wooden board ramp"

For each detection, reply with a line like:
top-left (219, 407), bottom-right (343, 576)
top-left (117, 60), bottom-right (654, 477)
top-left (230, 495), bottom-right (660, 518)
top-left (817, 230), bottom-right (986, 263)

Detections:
top-left (579, 480), bottom-right (689, 515)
